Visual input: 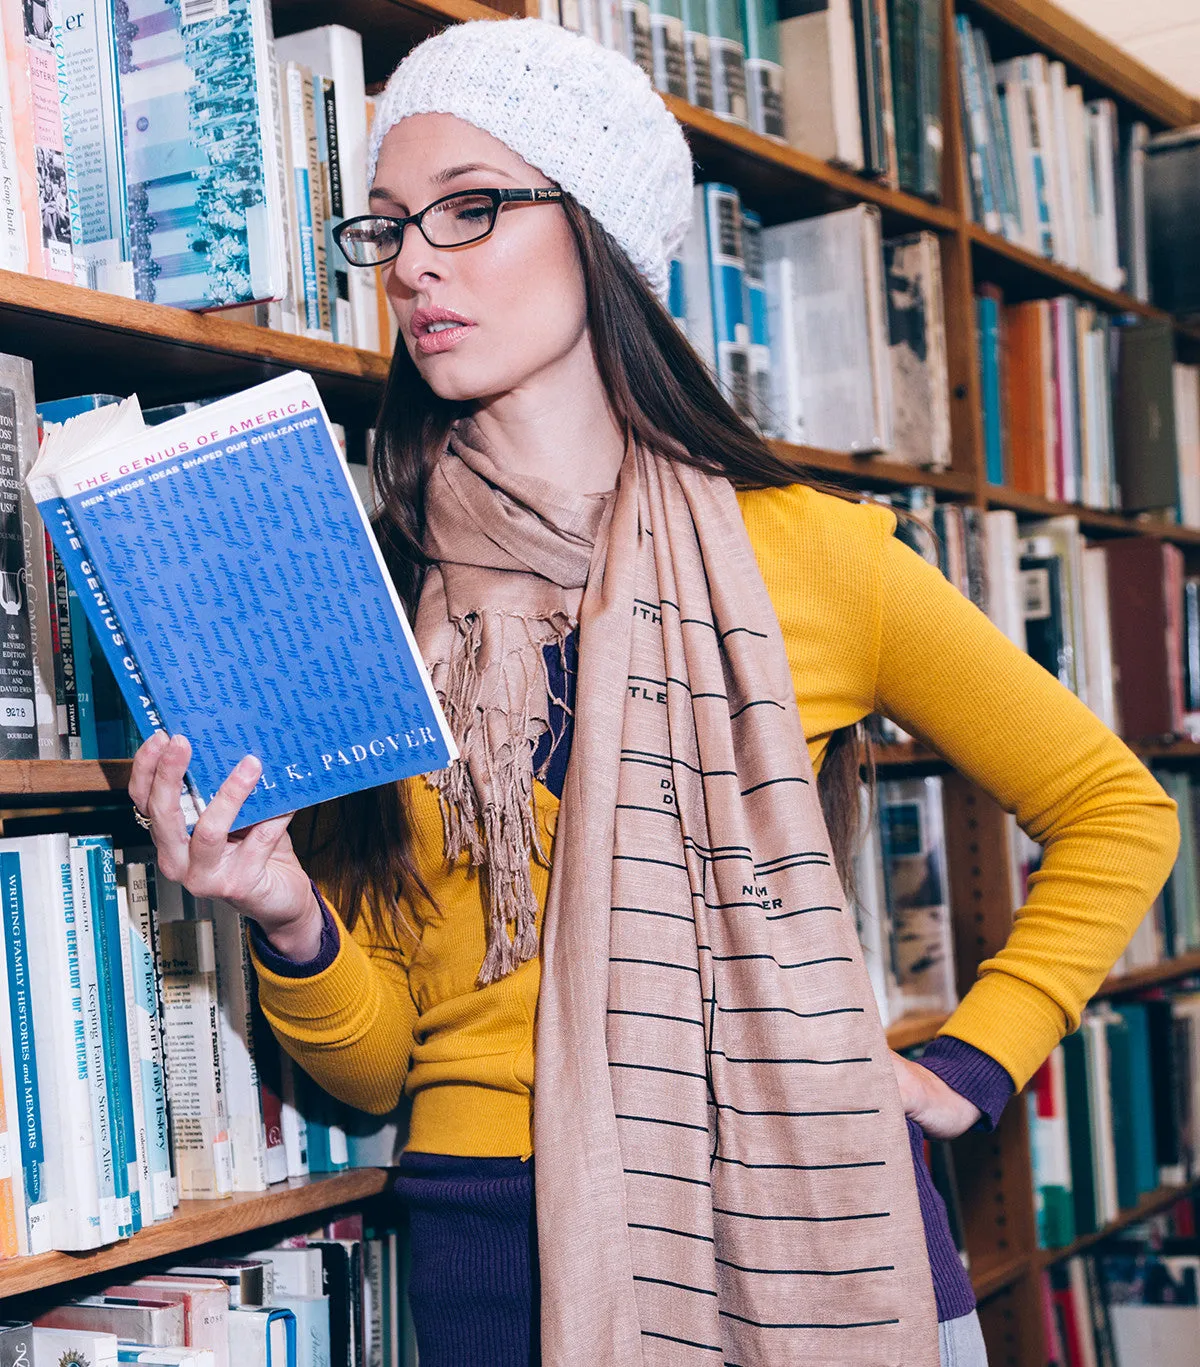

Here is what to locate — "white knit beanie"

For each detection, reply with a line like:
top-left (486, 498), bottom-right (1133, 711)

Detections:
top-left (368, 18), bottom-right (694, 302)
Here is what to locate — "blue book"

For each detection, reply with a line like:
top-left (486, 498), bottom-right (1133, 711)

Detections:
top-left (116, 0), bottom-right (285, 309)
top-left (702, 183), bottom-right (753, 422)
top-left (1114, 1003), bottom-right (1159, 1197)
top-left (667, 255), bottom-right (688, 334)
top-left (740, 209), bottom-right (773, 436)
top-left (976, 293), bottom-right (1005, 485)
top-left (27, 373), bottom-right (454, 828)
top-left (81, 837), bottom-right (142, 1234)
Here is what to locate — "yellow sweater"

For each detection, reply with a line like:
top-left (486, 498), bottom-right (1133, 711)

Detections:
top-left (253, 484), bottom-right (1180, 1155)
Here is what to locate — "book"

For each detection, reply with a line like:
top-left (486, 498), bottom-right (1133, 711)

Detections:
top-left (0, 353), bottom-right (39, 758)
top-left (681, 0), bottom-right (713, 110)
top-left (1146, 126), bottom-right (1200, 321)
top-left (741, 0), bottom-right (783, 139)
top-left (227, 1310), bottom-right (295, 1367)
top-left (1112, 319), bottom-right (1179, 515)
top-left (778, 0), bottom-right (862, 169)
top-left (29, 372), bottom-right (455, 828)
top-left (1030, 1048), bottom-right (1075, 1249)
top-left (35, 1301), bottom-right (186, 1347)
top-left (0, 1325), bottom-right (33, 1367)
top-left (740, 210), bottom-right (773, 435)
top-left (114, 861), bottom-right (154, 1229)
top-left (165, 1259), bottom-right (271, 1308)
top-left (269, 1299), bottom-right (329, 1367)
top-left (705, 0), bottom-right (747, 126)
top-left (0, 48), bottom-right (29, 274)
top-left (700, 184), bottom-right (752, 420)
top-left (882, 231), bottom-right (950, 469)
top-left (113, 1280), bottom-right (229, 1367)
top-left (648, 0), bottom-right (688, 99)
top-left (116, 0), bottom-right (285, 309)
top-left (31, 1329), bottom-right (118, 1367)
top-left (0, 878), bottom-right (24, 1259)
top-left (1104, 538), bottom-right (1184, 742)
top-left (117, 1351), bottom-right (215, 1367)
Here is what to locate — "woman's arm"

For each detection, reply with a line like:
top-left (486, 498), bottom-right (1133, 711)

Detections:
top-left (250, 895), bottom-right (418, 1116)
top-left (875, 535), bottom-right (1180, 1092)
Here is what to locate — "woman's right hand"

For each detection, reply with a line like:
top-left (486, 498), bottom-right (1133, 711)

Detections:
top-left (128, 731), bottom-right (324, 961)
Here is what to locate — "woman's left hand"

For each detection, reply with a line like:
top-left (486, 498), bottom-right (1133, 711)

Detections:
top-left (891, 1051), bottom-right (982, 1141)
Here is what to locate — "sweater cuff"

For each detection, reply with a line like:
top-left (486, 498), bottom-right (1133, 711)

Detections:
top-left (920, 1036), bottom-right (1015, 1132)
top-left (247, 883), bottom-right (341, 978)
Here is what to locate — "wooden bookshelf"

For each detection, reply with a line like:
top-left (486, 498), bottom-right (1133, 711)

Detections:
top-left (0, 0), bottom-right (1196, 1354)
top-left (0, 1170), bottom-right (391, 1299)
top-left (1100, 949), bottom-right (1200, 997)
top-left (1037, 1177), bottom-right (1200, 1268)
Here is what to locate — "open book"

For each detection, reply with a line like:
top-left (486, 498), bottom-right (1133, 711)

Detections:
top-left (27, 372), bottom-right (454, 828)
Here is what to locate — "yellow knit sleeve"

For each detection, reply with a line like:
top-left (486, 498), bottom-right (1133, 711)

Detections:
top-left (875, 534), bottom-right (1180, 1089)
top-left (250, 902), bottom-right (418, 1117)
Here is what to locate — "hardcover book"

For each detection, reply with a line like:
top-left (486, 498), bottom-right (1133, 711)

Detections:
top-left (28, 371), bottom-right (454, 829)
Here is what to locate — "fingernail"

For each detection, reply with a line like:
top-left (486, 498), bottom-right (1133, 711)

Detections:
top-left (169, 733), bottom-right (187, 751)
top-left (236, 754), bottom-right (261, 780)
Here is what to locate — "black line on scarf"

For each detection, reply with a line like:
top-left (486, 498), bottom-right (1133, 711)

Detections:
top-left (616, 802), bottom-right (682, 820)
top-left (609, 957), bottom-right (700, 976)
top-left (783, 955), bottom-right (855, 969)
top-left (640, 1331), bottom-right (722, 1353)
top-left (696, 898), bottom-right (785, 911)
top-left (620, 749), bottom-right (738, 779)
top-left (739, 775), bottom-right (809, 795)
top-left (766, 904), bottom-right (841, 921)
top-left (713, 1102), bottom-right (880, 1118)
top-left (703, 951), bottom-right (855, 971)
top-left (715, 1258), bottom-right (895, 1276)
top-left (633, 596), bottom-right (667, 611)
top-left (719, 1312), bottom-right (900, 1331)
top-left (709, 1050), bottom-right (872, 1066)
top-left (755, 858), bottom-right (832, 877)
top-left (608, 1009), bottom-right (704, 1027)
top-left (610, 1061), bottom-right (708, 1081)
top-left (625, 673), bottom-right (731, 703)
top-left (711, 1004), bottom-right (865, 1021)
top-left (720, 625), bottom-right (770, 641)
top-left (729, 698), bottom-right (786, 718)
top-left (623, 1167), bottom-right (712, 1187)
top-left (629, 1222), bottom-right (715, 1243)
top-left (681, 616), bottom-right (717, 630)
top-left (617, 1113), bottom-right (709, 1133)
top-left (713, 1156), bottom-right (885, 1171)
top-left (633, 1275), bottom-right (718, 1298)
top-left (684, 836), bottom-right (753, 857)
top-left (712, 1207), bottom-right (889, 1223)
top-left (612, 905), bottom-right (694, 924)
top-left (755, 850), bottom-right (830, 871)
top-left (613, 855), bottom-right (688, 870)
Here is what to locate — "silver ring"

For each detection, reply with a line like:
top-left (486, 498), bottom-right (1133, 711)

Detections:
top-left (132, 806), bottom-right (153, 831)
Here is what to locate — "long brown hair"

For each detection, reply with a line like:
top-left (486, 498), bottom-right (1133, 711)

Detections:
top-left (299, 196), bottom-right (868, 937)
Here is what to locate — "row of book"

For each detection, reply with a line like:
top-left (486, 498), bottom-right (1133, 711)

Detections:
top-left (0, 824), bottom-right (402, 1260)
top-left (3, 1221), bottom-right (413, 1367)
top-left (0, 7), bottom-right (384, 345)
top-left (977, 287), bottom-right (1200, 522)
top-left (953, 10), bottom-right (1199, 318)
top-left (542, 0), bottom-right (945, 202)
top-left (676, 182), bottom-right (952, 464)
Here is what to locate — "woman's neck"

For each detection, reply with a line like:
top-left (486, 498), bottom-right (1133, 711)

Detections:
top-left (469, 336), bottom-right (627, 495)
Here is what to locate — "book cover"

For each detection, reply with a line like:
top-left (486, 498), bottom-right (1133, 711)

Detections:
top-left (883, 231), bottom-right (950, 468)
top-left (114, 864), bottom-right (154, 1233)
top-left (269, 1299), bottom-right (329, 1367)
top-left (1146, 126), bottom-right (1200, 320)
top-left (0, 48), bottom-right (29, 273)
top-left (0, 1325), bottom-right (34, 1367)
top-left (648, 0), bottom-right (688, 99)
top-left (0, 360), bottom-right (38, 758)
top-left (116, 0), bottom-right (285, 309)
top-left (739, 209), bottom-right (773, 436)
top-left (124, 1278), bottom-right (229, 1367)
top-left (29, 372), bottom-right (454, 828)
top-left (779, 0), bottom-right (862, 168)
top-left (680, 0), bottom-right (713, 110)
top-left (31, 1328), bottom-right (119, 1367)
top-left (741, 0), bottom-right (782, 139)
top-left (701, 184), bottom-right (752, 419)
top-left (227, 1310), bottom-right (295, 1367)
top-left (35, 1302), bottom-right (186, 1348)
top-left (165, 1260), bottom-right (269, 1308)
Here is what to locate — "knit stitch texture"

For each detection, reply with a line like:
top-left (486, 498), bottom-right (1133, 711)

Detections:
top-left (368, 18), bottom-right (694, 300)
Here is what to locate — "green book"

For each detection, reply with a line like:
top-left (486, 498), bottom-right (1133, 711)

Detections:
top-left (681, 0), bottom-right (714, 109)
top-left (887, 0), bottom-right (919, 191)
top-left (915, 0), bottom-right (942, 198)
top-left (649, 0), bottom-right (688, 98)
top-left (1062, 1029), bottom-right (1098, 1236)
top-left (1105, 1012), bottom-right (1138, 1212)
top-left (706, 0), bottom-right (749, 126)
top-left (741, 0), bottom-right (783, 138)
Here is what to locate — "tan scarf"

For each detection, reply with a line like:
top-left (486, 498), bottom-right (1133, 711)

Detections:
top-left (417, 428), bottom-right (939, 1365)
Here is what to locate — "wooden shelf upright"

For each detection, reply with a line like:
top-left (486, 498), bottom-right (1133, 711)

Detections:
top-left (2, 0), bottom-right (1199, 1353)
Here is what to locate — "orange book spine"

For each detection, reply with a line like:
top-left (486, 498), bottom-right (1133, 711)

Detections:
top-left (1003, 301), bottom-right (1043, 496)
top-left (0, 1055), bottom-right (20, 1259)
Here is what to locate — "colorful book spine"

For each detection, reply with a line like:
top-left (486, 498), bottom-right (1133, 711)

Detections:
top-left (66, 587), bottom-right (99, 759)
top-left (0, 857), bottom-right (27, 1257)
top-left (304, 72), bottom-right (333, 339)
top-left (0, 369), bottom-right (39, 759)
top-left (0, 47), bottom-right (29, 273)
top-left (976, 292), bottom-right (1005, 485)
top-left (280, 1055), bottom-right (310, 1180)
top-left (741, 0), bottom-right (783, 139)
top-left (124, 858), bottom-right (174, 1222)
top-left (48, 539), bottom-right (80, 756)
top-left (740, 209), bottom-right (774, 436)
top-left (706, 0), bottom-right (748, 126)
top-left (318, 77), bottom-right (352, 347)
top-left (285, 63), bottom-right (323, 336)
top-left (69, 837), bottom-right (121, 1243)
top-left (14, 0), bottom-right (75, 282)
top-left (0, 2), bottom-right (43, 278)
top-left (114, 865), bottom-right (153, 1230)
top-left (702, 183), bottom-right (753, 420)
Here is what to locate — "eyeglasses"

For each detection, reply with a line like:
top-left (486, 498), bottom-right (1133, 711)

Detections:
top-left (335, 188), bottom-right (565, 267)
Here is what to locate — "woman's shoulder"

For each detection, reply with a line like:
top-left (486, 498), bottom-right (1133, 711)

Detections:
top-left (736, 482), bottom-right (898, 572)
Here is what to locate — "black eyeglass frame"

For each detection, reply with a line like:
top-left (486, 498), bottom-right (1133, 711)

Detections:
top-left (334, 187), bottom-right (565, 267)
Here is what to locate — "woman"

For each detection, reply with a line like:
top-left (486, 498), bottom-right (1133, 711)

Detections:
top-left (129, 19), bottom-right (1179, 1367)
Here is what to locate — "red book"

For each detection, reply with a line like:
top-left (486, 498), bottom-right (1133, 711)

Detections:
top-left (1104, 537), bottom-right (1185, 742)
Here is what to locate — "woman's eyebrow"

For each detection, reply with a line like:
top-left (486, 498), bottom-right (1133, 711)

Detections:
top-left (369, 162), bottom-right (517, 213)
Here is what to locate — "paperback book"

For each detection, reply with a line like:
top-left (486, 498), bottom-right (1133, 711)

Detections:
top-left (27, 372), bottom-right (454, 828)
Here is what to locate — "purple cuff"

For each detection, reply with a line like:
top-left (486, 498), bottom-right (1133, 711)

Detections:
top-left (248, 883), bottom-right (341, 978)
top-left (918, 1036), bottom-right (1015, 1132)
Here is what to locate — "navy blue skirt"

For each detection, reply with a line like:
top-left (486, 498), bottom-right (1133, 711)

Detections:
top-left (394, 1153), bottom-right (539, 1367)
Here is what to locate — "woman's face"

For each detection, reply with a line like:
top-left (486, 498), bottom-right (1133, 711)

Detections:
top-left (371, 114), bottom-right (590, 404)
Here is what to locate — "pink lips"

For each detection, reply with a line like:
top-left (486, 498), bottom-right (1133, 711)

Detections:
top-left (410, 306), bottom-right (477, 356)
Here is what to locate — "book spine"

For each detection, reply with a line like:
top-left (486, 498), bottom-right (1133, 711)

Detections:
top-left (0, 853), bottom-right (28, 1257)
top-left (286, 64), bottom-right (322, 336)
top-left (0, 3), bottom-right (43, 277)
top-left (18, 0), bottom-right (74, 282)
top-left (0, 43), bottom-right (29, 273)
top-left (742, 0), bottom-right (783, 139)
top-left (703, 183), bottom-right (753, 422)
top-left (46, 536), bottom-right (76, 754)
top-left (115, 869), bottom-right (154, 1233)
top-left (681, 0), bottom-right (713, 110)
top-left (211, 905), bottom-right (269, 1193)
top-left (279, 1055), bottom-right (310, 1180)
top-left (159, 919), bottom-right (234, 1200)
top-left (67, 592), bottom-right (98, 760)
top-left (50, 0), bottom-right (88, 289)
top-left (915, 0), bottom-right (941, 199)
top-left (304, 72), bottom-right (332, 338)
top-left (740, 209), bottom-right (774, 437)
top-left (706, 0), bottom-right (748, 126)
top-left (251, 992), bottom-right (289, 1186)
top-left (649, 0), bottom-right (688, 99)
top-left (145, 864), bottom-right (179, 1208)
top-left (69, 841), bottom-right (120, 1244)
top-left (125, 860), bottom-right (174, 1222)
top-left (319, 78), bottom-right (353, 349)
top-left (0, 381), bottom-right (39, 759)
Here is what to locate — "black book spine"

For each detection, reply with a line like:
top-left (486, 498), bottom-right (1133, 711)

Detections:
top-left (1020, 554), bottom-right (1069, 687)
top-left (0, 1323), bottom-right (32, 1367)
top-left (0, 384), bottom-right (39, 759)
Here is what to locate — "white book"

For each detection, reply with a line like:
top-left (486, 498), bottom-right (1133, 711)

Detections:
top-left (982, 510), bottom-right (1026, 652)
top-left (994, 67), bottom-right (1039, 256)
top-left (249, 1246), bottom-right (325, 1296)
top-left (159, 919), bottom-right (234, 1200)
top-left (1174, 364), bottom-right (1200, 529)
top-left (209, 902), bottom-right (270, 1193)
top-left (32, 1328), bottom-right (119, 1367)
top-left (273, 27), bottom-right (378, 351)
top-left (1026, 56), bottom-right (1065, 267)
top-left (1025, 515), bottom-right (1088, 706)
top-left (1087, 100), bottom-right (1123, 292)
top-left (778, 0), bottom-right (862, 169)
top-left (851, 786), bottom-right (893, 1025)
top-left (1047, 63), bottom-right (1077, 271)
top-left (1082, 1011), bottom-right (1119, 1225)
top-left (116, 868), bottom-right (154, 1230)
top-left (1080, 546), bottom-right (1118, 733)
top-left (761, 205), bottom-right (890, 453)
top-left (118, 1350), bottom-right (216, 1367)
top-left (681, 186), bottom-right (715, 373)
top-left (280, 1054), bottom-right (310, 1180)
top-left (70, 839), bottom-right (122, 1244)
top-left (0, 854), bottom-right (29, 1255)
top-left (0, 21), bottom-right (26, 274)
top-left (228, 1309), bottom-right (295, 1367)
top-left (763, 254), bottom-right (804, 443)
top-left (1065, 83), bottom-right (1092, 280)
top-left (2, 834), bottom-right (103, 1251)
top-left (123, 857), bottom-right (175, 1223)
